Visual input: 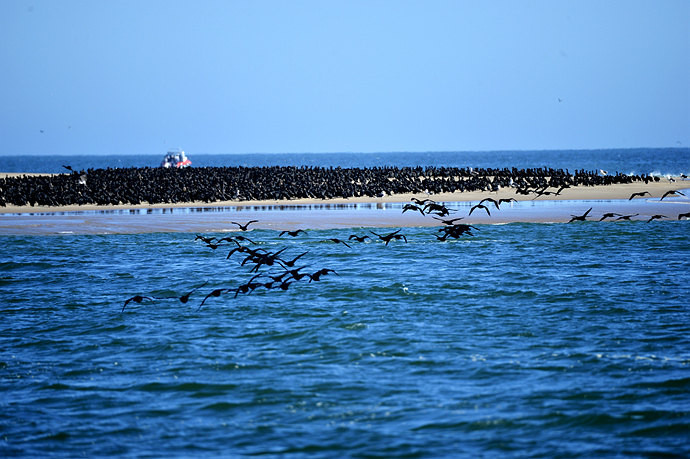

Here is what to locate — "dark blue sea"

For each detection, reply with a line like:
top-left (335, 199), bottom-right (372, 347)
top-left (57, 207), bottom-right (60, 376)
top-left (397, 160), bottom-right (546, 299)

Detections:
top-left (2, 150), bottom-right (690, 457)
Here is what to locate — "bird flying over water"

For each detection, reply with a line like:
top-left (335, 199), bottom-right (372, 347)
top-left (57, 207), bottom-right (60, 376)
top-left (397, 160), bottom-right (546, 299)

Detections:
top-left (469, 203), bottom-right (491, 216)
top-left (646, 215), bottom-right (667, 223)
top-left (329, 238), bottom-right (351, 248)
top-left (122, 295), bottom-right (154, 313)
top-left (568, 207), bottom-right (592, 222)
top-left (279, 229), bottom-right (307, 237)
top-left (660, 190), bottom-right (685, 200)
top-left (628, 191), bottom-right (650, 200)
top-left (231, 220), bottom-right (258, 231)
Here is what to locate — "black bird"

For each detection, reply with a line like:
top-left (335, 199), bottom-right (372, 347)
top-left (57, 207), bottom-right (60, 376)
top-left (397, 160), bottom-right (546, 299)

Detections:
top-left (220, 235), bottom-right (256, 245)
top-left (283, 266), bottom-right (311, 281)
top-left (678, 212), bottom-right (690, 220)
top-left (231, 220), bottom-right (258, 231)
top-left (412, 197), bottom-right (434, 206)
top-left (432, 216), bottom-right (465, 225)
top-left (660, 190), bottom-right (685, 200)
top-left (279, 229), bottom-right (307, 237)
top-left (199, 288), bottom-right (231, 309)
top-left (370, 229), bottom-right (406, 245)
top-left (646, 214), bottom-right (667, 223)
top-left (469, 203), bottom-right (491, 216)
top-left (599, 212), bottom-right (621, 221)
top-left (158, 281), bottom-right (209, 304)
top-left (402, 203), bottom-right (426, 216)
top-left (498, 197), bottom-right (519, 205)
top-left (233, 274), bottom-right (265, 297)
top-left (568, 207), bottom-right (592, 222)
top-left (424, 202), bottom-right (453, 216)
top-left (628, 191), bottom-right (650, 200)
top-left (122, 295), bottom-right (153, 313)
top-left (329, 238), bottom-right (351, 248)
top-left (309, 268), bottom-right (338, 282)
top-left (348, 234), bottom-right (371, 242)
top-left (554, 186), bottom-right (570, 196)
top-left (279, 251), bottom-right (309, 268)
top-left (62, 165), bottom-right (74, 173)
top-left (194, 234), bottom-right (216, 244)
top-left (616, 214), bottom-right (639, 221)
top-left (479, 198), bottom-right (500, 210)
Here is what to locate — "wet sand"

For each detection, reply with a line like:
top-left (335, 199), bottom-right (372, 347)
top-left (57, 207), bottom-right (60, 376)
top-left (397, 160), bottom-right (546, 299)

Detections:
top-left (1, 177), bottom-right (688, 235)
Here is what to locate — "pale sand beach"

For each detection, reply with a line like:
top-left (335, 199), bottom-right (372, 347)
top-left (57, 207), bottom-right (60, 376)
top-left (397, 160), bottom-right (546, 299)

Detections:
top-left (1, 176), bottom-right (688, 235)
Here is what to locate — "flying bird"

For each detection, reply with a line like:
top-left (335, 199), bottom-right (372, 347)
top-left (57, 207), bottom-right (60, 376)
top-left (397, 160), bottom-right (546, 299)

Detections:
top-left (122, 295), bottom-right (154, 313)
top-left (599, 212), bottom-right (621, 221)
top-left (646, 214), bottom-right (667, 223)
top-left (279, 229), bottom-right (307, 237)
top-left (660, 190), bottom-right (685, 200)
top-left (469, 203), bottom-right (491, 216)
top-left (328, 238), bottom-right (351, 248)
top-left (432, 216), bottom-right (465, 225)
top-left (568, 207), bottom-right (592, 222)
top-left (678, 212), bottom-right (690, 220)
top-left (231, 220), bottom-right (258, 231)
top-left (628, 191), bottom-right (650, 200)
top-left (348, 234), bottom-right (371, 242)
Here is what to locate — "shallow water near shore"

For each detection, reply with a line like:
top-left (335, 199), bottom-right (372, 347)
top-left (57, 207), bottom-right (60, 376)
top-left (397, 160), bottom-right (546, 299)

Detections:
top-left (2, 221), bottom-right (689, 457)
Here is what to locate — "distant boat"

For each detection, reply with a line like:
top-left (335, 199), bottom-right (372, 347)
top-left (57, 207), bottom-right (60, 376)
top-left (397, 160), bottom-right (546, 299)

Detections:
top-left (161, 149), bottom-right (191, 168)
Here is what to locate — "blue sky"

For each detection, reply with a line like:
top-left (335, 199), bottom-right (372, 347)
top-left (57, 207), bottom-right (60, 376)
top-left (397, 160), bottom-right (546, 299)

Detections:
top-left (1, 0), bottom-right (688, 156)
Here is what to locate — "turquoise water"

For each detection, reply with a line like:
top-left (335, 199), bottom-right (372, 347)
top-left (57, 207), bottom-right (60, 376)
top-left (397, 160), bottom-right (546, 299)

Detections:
top-left (2, 222), bottom-right (689, 457)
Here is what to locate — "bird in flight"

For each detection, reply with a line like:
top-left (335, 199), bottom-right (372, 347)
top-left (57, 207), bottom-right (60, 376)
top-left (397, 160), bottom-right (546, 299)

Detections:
top-left (678, 212), bottom-right (690, 220)
top-left (231, 220), bottom-right (258, 231)
top-left (469, 203), bottom-right (491, 216)
top-left (279, 229), bottom-right (307, 237)
top-left (628, 191), bottom-right (650, 200)
top-left (568, 207), bottom-right (592, 222)
top-left (660, 190), bottom-right (685, 200)
top-left (348, 234), bottom-right (371, 242)
top-left (122, 295), bottom-right (154, 313)
top-left (646, 215), bottom-right (666, 223)
top-left (328, 238), bottom-right (351, 248)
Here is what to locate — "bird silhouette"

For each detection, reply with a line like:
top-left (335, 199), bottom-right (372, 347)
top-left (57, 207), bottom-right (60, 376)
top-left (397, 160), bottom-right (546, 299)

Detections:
top-left (469, 203), bottom-right (491, 216)
top-left (646, 214), bottom-right (667, 223)
top-left (568, 207), bottom-right (592, 222)
top-left (599, 212), bottom-right (621, 221)
top-left (309, 268), bottom-right (338, 282)
top-left (194, 234), bottom-right (216, 244)
top-left (616, 214), bottom-right (639, 221)
top-left (122, 295), bottom-right (153, 313)
top-left (62, 165), bottom-right (74, 173)
top-left (279, 229), bottom-right (307, 237)
top-left (348, 234), bottom-right (371, 242)
top-left (370, 229), bottom-right (406, 245)
top-left (402, 203), bottom-right (426, 215)
top-left (660, 190), bottom-right (685, 200)
top-left (678, 212), bottom-right (690, 220)
top-left (231, 220), bottom-right (258, 231)
top-left (279, 251), bottom-right (309, 268)
top-left (328, 238), bottom-right (351, 248)
top-left (199, 288), bottom-right (231, 309)
top-left (432, 216), bottom-right (465, 225)
top-left (628, 191), bottom-right (650, 200)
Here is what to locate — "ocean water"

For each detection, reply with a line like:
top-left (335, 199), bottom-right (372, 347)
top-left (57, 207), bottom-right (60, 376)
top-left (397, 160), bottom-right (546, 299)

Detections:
top-left (2, 222), bottom-right (689, 457)
top-left (2, 150), bottom-right (690, 457)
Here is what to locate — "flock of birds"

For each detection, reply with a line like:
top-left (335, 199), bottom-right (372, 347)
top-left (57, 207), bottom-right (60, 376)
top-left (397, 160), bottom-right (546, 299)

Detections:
top-left (122, 182), bottom-right (688, 311)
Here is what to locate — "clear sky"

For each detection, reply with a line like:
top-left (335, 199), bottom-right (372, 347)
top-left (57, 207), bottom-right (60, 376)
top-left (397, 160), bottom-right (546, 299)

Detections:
top-left (1, 0), bottom-right (688, 156)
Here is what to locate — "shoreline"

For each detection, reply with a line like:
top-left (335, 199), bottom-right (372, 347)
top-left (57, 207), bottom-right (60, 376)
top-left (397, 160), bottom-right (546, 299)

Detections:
top-left (0, 178), bottom-right (686, 215)
top-left (1, 178), bottom-right (688, 235)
